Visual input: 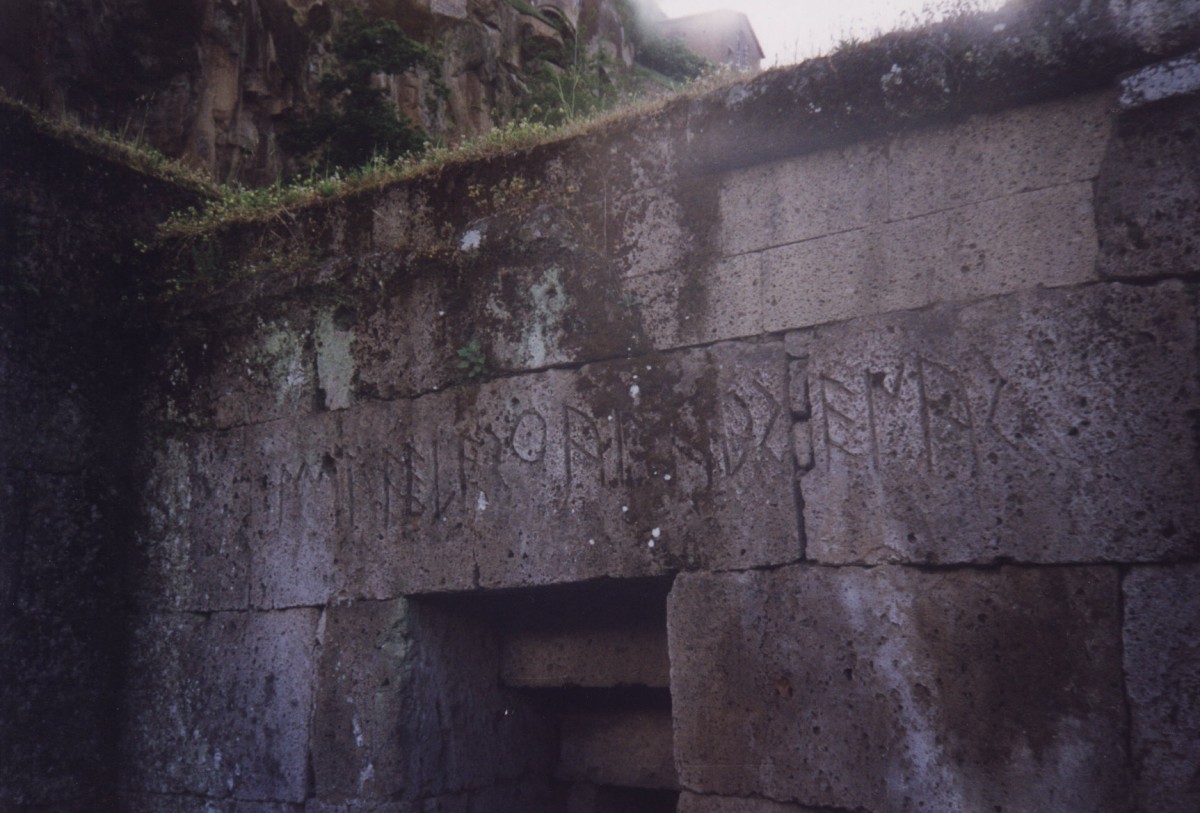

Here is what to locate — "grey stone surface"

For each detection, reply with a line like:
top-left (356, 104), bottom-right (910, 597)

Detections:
top-left (147, 313), bottom-right (319, 430)
top-left (500, 625), bottom-right (669, 688)
top-left (1123, 565), bottom-right (1200, 813)
top-left (311, 598), bottom-right (558, 804)
top-left (244, 412), bottom-right (342, 607)
top-left (677, 793), bottom-right (823, 813)
top-left (135, 431), bottom-right (252, 611)
top-left (339, 340), bottom-right (796, 594)
top-left (317, 307), bottom-right (357, 411)
top-left (1096, 94), bottom-right (1200, 279)
top-left (669, 566), bottom-right (1129, 812)
top-left (122, 608), bottom-right (320, 801)
top-left (883, 92), bottom-right (1111, 222)
top-left (760, 181), bottom-right (1097, 334)
top-left (628, 255), bottom-right (763, 348)
top-left (719, 141), bottom-right (887, 257)
top-left (557, 707), bottom-right (677, 789)
top-left (802, 283), bottom-right (1199, 564)
top-left (311, 600), bottom-right (413, 802)
top-left (1120, 49), bottom-right (1200, 108)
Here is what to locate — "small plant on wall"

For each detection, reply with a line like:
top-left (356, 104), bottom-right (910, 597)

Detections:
top-left (456, 339), bottom-right (489, 380)
top-left (283, 11), bottom-right (434, 171)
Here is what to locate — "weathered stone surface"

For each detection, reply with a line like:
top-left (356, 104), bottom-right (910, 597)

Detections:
top-left (557, 707), bottom-right (677, 789)
top-left (244, 412), bottom-right (342, 607)
top-left (500, 625), bottom-right (669, 688)
top-left (884, 92), bottom-right (1111, 222)
top-left (311, 600), bottom-right (413, 802)
top-left (340, 340), bottom-right (796, 594)
top-left (677, 793), bottom-right (822, 813)
top-left (311, 598), bottom-right (558, 804)
top-left (719, 141), bottom-right (887, 257)
top-left (669, 566), bottom-right (1129, 811)
top-left (119, 796), bottom-right (303, 813)
top-left (147, 313), bottom-right (319, 430)
top-left (122, 608), bottom-right (320, 801)
top-left (1120, 49), bottom-right (1200, 108)
top-left (627, 255), bottom-right (763, 349)
top-left (1096, 94), bottom-right (1200, 279)
top-left (760, 181), bottom-right (1097, 334)
top-left (803, 283), bottom-right (1200, 564)
top-left (134, 431), bottom-right (252, 611)
top-left (400, 600), bottom-right (559, 796)
top-left (1124, 565), bottom-right (1200, 813)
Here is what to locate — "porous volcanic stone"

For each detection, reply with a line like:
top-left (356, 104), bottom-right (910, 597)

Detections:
top-left (669, 565), bottom-right (1129, 812)
top-left (121, 608), bottom-right (320, 801)
top-left (1123, 564), bottom-right (1200, 813)
top-left (337, 340), bottom-right (796, 594)
top-left (801, 282), bottom-right (1199, 564)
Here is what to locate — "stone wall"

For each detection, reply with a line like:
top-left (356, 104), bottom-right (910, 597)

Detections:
top-left (5, 1), bottom-right (1200, 811)
top-left (0, 102), bottom-right (206, 811)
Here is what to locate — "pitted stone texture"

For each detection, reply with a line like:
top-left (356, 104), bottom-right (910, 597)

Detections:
top-left (677, 794), bottom-right (822, 813)
top-left (244, 412), bottom-right (342, 607)
top-left (147, 313), bottom-right (318, 429)
top-left (1124, 565), bottom-right (1200, 813)
top-left (355, 255), bottom-right (647, 396)
top-left (760, 181), bottom-right (1096, 334)
top-left (311, 599), bottom-right (558, 804)
top-left (119, 796), bottom-right (302, 813)
top-left (500, 625), bottom-right (669, 688)
top-left (803, 283), bottom-right (1199, 564)
top-left (669, 566), bottom-right (1129, 812)
top-left (311, 600), bottom-right (413, 801)
top-left (885, 92), bottom-right (1111, 222)
top-left (353, 269), bottom-right (451, 400)
top-left (557, 708), bottom-right (676, 789)
top-left (719, 141), bottom-right (887, 257)
top-left (339, 341), bottom-right (796, 594)
top-left (135, 431), bottom-right (252, 611)
top-left (122, 608), bottom-right (319, 802)
top-left (1097, 94), bottom-right (1200, 279)
top-left (627, 256), bottom-right (763, 350)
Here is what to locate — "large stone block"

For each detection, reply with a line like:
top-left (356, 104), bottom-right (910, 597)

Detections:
top-left (1096, 93), bottom-right (1200, 279)
top-left (121, 608), bottom-right (320, 801)
top-left (311, 598), bottom-right (558, 804)
top-left (885, 92), bottom-right (1111, 222)
top-left (677, 793), bottom-right (820, 813)
top-left (669, 566), bottom-right (1129, 812)
top-left (719, 141), bottom-right (886, 257)
top-left (801, 282), bottom-right (1199, 564)
top-left (134, 431), bottom-right (252, 611)
top-left (500, 625), bottom-right (669, 688)
top-left (311, 600), bottom-right (413, 802)
top-left (145, 312), bottom-right (319, 430)
top-left (337, 340), bottom-right (797, 594)
top-left (760, 181), bottom-right (1097, 334)
top-left (557, 707), bottom-right (676, 790)
top-left (627, 255), bottom-right (763, 350)
top-left (1123, 564), bottom-right (1200, 813)
top-left (244, 412), bottom-right (342, 607)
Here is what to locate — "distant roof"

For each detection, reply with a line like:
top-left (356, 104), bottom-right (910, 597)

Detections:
top-left (655, 9), bottom-right (765, 70)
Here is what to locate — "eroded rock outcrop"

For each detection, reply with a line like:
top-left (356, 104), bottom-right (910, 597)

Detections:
top-left (0, 0), bottom-right (635, 183)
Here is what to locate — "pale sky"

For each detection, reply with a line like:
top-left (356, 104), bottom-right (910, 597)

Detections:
top-left (655, 0), bottom-right (1007, 66)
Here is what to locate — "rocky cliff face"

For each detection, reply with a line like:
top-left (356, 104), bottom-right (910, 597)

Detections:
top-left (0, 0), bottom-right (635, 184)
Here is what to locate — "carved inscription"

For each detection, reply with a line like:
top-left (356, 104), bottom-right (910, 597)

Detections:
top-left (264, 358), bottom-right (785, 543)
top-left (814, 354), bottom-right (1024, 474)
